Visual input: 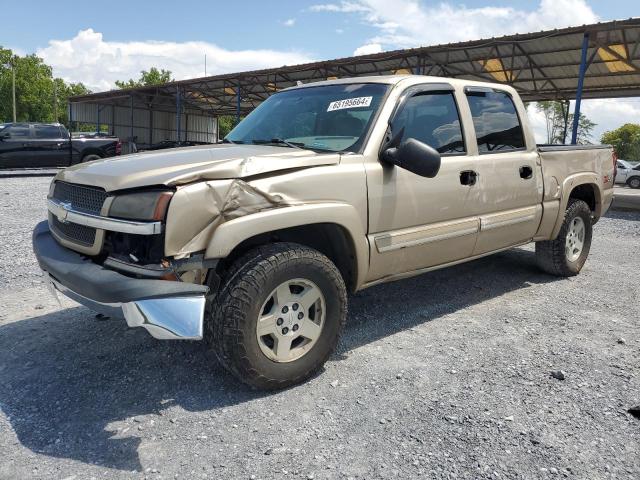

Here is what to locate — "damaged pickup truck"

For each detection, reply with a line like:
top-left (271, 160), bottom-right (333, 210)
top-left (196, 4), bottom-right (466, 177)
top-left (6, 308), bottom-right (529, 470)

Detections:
top-left (33, 76), bottom-right (615, 389)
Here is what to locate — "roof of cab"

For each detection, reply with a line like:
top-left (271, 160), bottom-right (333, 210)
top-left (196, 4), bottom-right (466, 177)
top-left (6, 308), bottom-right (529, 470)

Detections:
top-left (282, 74), bottom-right (519, 96)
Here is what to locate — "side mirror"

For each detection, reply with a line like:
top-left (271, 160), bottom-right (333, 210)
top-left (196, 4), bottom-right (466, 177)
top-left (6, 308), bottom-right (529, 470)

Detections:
top-left (0, 132), bottom-right (9, 141)
top-left (382, 137), bottom-right (441, 178)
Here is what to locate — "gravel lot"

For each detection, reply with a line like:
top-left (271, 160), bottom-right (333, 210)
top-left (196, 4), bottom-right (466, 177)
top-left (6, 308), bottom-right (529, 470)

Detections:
top-left (0, 176), bottom-right (639, 480)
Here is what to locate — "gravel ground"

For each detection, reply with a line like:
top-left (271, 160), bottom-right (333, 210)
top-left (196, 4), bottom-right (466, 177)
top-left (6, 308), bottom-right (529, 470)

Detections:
top-left (0, 176), bottom-right (639, 480)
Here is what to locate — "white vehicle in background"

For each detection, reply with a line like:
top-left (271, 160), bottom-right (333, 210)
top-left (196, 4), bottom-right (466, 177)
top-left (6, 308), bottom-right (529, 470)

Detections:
top-left (615, 159), bottom-right (640, 188)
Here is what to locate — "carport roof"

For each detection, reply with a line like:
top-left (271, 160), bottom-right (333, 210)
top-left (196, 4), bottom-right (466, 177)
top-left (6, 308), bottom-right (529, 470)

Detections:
top-left (69, 17), bottom-right (640, 115)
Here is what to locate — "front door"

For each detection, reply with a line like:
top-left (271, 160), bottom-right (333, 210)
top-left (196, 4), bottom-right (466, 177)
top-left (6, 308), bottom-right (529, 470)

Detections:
top-left (462, 88), bottom-right (543, 255)
top-left (365, 85), bottom-right (479, 282)
top-left (0, 124), bottom-right (32, 168)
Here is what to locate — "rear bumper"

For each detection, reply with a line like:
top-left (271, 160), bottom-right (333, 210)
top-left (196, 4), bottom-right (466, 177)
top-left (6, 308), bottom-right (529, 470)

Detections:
top-left (32, 221), bottom-right (209, 340)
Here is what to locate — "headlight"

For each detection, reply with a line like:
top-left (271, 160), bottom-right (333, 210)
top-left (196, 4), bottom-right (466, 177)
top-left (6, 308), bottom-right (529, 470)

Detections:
top-left (109, 191), bottom-right (173, 221)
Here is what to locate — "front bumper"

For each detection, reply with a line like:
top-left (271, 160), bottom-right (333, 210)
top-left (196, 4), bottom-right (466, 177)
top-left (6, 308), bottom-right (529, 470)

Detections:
top-left (32, 221), bottom-right (209, 340)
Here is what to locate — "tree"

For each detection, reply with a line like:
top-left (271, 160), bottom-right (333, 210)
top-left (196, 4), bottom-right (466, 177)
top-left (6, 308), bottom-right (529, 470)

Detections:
top-left (0, 46), bottom-right (90, 125)
top-left (535, 100), bottom-right (596, 145)
top-left (115, 68), bottom-right (173, 89)
top-left (218, 116), bottom-right (238, 139)
top-left (601, 124), bottom-right (640, 161)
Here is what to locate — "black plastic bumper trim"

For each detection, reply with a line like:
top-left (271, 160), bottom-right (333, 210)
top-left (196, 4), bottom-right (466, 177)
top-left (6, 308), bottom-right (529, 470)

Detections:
top-left (32, 221), bottom-right (208, 304)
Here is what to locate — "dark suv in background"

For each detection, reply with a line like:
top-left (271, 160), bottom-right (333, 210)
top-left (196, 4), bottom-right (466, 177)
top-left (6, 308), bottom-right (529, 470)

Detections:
top-left (0, 123), bottom-right (121, 169)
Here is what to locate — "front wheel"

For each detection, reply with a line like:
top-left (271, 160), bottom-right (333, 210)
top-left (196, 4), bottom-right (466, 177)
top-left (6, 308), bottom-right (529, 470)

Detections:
top-left (627, 176), bottom-right (640, 189)
top-left (535, 199), bottom-right (593, 277)
top-left (207, 243), bottom-right (347, 390)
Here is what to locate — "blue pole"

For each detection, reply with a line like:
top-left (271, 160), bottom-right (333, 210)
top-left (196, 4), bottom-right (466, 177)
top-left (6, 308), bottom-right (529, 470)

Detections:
top-left (236, 85), bottom-right (241, 125)
top-left (571, 32), bottom-right (589, 145)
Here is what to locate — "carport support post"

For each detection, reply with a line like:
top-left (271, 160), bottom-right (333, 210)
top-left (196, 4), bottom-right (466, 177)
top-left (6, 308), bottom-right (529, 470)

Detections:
top-left (129, 96), bottom-right (134, 141)
top-left (96, 105), bottom-right (100, 134)
top-left (571, 32), bottom-right (590, 145)
top-left (236, 85), bottom-right (241, 125)
top-left (561, 100), bottom-right (570, 144)
top-left (176, 86), bottom-right (182, 142)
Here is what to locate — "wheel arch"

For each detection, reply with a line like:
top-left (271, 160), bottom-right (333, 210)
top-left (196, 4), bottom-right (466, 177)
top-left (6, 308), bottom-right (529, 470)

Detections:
top-left (627, 174), bottom-right (640, 188)
top-left (550, 175), bottom-right (602, 239)
top-left (205, 203), bottom-right (369, 292)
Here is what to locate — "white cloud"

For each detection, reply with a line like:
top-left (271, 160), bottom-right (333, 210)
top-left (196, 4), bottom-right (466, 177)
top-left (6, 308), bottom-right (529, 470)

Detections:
top-left (37, 28), bottom-right (313, 92)
top-left (282, 18), bottom-right (296, 27)
top-left (528, 99), bottom-right (640, 144)
top-left (310, 0), bottom-right (598, 47)
top-left (310, 2), bottom-right (370, 13)
top-left (353, 43), bottom-right (382, 56)
top-left (582, 99), bottom-right (640, 142)
top-left (312, 0), bottom-right (640, 142)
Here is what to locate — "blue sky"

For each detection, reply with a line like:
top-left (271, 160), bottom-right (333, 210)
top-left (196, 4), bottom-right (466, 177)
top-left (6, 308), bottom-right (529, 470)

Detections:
top-left (1, 0), bottom-right (639, 141)
top-left (3, 0), bottom-right (636, 61)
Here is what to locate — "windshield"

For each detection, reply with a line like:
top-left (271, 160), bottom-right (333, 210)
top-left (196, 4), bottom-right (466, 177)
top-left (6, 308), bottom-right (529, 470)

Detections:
top-left (226, 83), bottom-right (389, 152)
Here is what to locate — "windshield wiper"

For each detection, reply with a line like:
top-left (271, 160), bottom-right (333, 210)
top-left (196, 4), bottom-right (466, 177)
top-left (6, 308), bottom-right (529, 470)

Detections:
top-left (252, 138), bottom-right (306, 149)
top-left (222, 138), bottom-right (243, 144)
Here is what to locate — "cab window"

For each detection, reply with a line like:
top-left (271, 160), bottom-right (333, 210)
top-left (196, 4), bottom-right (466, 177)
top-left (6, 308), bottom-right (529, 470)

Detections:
top-left (4, 125), bottom-right (30, 139)
top-left (34, 125), bottom-right (63, 139)
top-left (392, 92), bottom-right (465, 155)
top-left (466, 90), bottom-right (526, 153)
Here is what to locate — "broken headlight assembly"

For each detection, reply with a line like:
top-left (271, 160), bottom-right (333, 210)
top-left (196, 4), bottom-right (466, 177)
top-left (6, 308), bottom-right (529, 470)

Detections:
top-left (109, 191), bottom-right (173, 221)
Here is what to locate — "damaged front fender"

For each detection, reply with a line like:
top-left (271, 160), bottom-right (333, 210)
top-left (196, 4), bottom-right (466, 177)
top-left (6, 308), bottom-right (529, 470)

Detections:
top-left (164, 179), bottom-right (295, 257)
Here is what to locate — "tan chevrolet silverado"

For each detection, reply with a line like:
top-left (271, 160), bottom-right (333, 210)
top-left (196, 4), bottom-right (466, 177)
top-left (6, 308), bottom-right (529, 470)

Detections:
top-left (33, 75), bottom-right (615, 389)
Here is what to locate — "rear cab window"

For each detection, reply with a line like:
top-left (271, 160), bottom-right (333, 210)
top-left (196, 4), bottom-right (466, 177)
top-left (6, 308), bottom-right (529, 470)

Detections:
top-left (465, 89), bottom-right (526, 153)
top-left (33, 125), bottom-right (64, 139)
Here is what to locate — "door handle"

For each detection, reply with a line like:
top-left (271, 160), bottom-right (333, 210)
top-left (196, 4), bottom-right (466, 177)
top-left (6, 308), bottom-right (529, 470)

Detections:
top-left (460, 170), bottom-right (478, 186)
top-left (519, 165), bottom-right (533, 179)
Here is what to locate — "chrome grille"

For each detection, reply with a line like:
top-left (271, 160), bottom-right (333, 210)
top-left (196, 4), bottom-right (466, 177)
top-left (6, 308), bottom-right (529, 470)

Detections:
top-left (50, 215), bottom-right (97, 246)
top-left (52, 181), bottom-right (108, 215)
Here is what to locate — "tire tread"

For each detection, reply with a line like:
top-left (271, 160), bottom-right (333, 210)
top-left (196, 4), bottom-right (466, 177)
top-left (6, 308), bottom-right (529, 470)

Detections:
top-left (207, 242), bottom-right (347, 390)
top-left (535, 199), bottom-right (592, 277)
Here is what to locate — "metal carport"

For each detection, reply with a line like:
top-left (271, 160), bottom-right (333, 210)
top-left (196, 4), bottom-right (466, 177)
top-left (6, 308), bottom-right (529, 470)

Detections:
top-left (68, 17), bottom-right (640, 146)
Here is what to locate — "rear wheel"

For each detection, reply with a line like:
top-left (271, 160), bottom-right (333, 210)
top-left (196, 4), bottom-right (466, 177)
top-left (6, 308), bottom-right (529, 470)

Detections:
top-left (535, 199), bottom-right (592, 277)
top-left (82, 153), bottom-right (102, 162)
top-left (207, 243), bottom-right (347, 390)
top-left (627, 176), bottom-right (640, 189)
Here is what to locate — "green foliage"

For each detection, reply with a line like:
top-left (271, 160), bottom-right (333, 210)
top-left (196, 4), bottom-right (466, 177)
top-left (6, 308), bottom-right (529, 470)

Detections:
top-left (536, 100), bottom-right (596, 145)
top-left (0, 46), bottom-right (90, 125)
top-left (115, 68), bottom-right (173, 89)
top-left (601, 124), bottom-right (640, 161)
top-left (218, 115), bottom-right (238, 139)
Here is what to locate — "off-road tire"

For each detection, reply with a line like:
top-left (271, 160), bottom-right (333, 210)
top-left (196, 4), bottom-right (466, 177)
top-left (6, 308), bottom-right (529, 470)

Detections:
top-left (627, 176), bottom-right (640, 189)
top-left (535, 199), bottom-right (592, 277)
top-left (82, 154), bottom-right (102, 162)
top-left (206, 242), bottom-right (347, 390)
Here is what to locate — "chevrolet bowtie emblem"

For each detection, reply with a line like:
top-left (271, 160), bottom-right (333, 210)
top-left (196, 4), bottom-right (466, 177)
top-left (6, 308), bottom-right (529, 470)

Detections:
top-left (57, 201), bottom-right (72, 223)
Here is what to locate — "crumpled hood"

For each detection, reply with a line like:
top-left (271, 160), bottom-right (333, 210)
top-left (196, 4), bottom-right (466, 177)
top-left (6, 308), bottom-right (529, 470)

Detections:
top-left (56, 144), bottom-right (341, 192)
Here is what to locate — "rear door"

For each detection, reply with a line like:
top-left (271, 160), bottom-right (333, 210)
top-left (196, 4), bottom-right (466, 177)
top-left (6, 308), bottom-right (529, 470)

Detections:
top-left (463, 87), bottom-right (543, 255)
top-left (31, 124), bottom-right (71, 167)
top-left (0, 124), bottom-right (32, 168)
